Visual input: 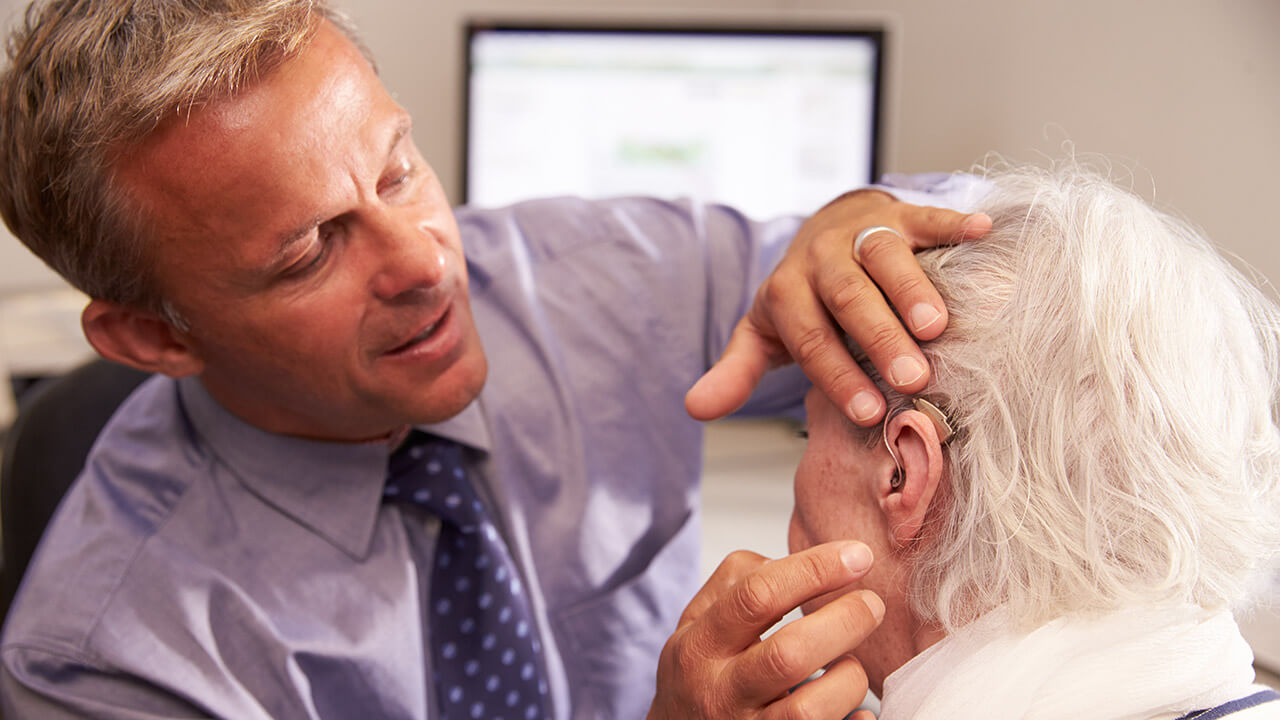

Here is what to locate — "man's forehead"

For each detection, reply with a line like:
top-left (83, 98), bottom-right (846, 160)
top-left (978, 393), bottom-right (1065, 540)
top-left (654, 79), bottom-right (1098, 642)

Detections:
top-left (110, 20), bottom-right (403, 265)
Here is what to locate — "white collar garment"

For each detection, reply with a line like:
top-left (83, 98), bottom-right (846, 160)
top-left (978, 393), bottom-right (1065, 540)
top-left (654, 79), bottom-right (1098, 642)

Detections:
top-left (880, 603), bottom-right (1261, 720)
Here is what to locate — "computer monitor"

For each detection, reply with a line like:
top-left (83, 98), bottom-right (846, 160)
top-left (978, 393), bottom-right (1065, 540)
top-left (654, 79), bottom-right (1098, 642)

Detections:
top-left (463, 23), bottom-right (884, 219)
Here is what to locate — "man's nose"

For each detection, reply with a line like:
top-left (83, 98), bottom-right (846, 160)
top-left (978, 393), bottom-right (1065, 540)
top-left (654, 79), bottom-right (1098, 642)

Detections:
top-left (368, 209), bottom-right (449, 301)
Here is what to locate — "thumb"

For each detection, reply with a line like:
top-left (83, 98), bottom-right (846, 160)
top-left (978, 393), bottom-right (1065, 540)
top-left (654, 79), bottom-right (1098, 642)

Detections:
top-left (685, 320), bottom-right (781, 421)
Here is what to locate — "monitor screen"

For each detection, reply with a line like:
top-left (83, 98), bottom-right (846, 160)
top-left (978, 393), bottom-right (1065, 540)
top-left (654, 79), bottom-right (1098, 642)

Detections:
top-left (463, 23), bottom-right (884, 219)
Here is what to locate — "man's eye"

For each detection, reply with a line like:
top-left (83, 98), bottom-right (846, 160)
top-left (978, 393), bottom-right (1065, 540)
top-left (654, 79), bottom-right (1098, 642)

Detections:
top-left (795, 428), bottom-right (810, 440)
top-left (283, 228), bottom-right (337, 278)
top-left (284, 249), bottom-right (324, 278)
top-left (379, 165), bottom-right (414, 194)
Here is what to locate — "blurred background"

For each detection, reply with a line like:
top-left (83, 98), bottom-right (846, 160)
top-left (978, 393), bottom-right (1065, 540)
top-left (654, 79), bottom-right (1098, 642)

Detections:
top-left (0, 0), bottom-right (1275, 683)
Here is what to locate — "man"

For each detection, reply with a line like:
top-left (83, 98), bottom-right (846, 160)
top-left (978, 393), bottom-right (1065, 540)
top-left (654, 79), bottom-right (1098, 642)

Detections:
top-left (0, 1), bottom-right (989, 718)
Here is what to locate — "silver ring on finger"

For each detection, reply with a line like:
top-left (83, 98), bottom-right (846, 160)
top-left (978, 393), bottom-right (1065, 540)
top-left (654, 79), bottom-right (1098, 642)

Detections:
top-left (853, 225), bottom-right (904, 263)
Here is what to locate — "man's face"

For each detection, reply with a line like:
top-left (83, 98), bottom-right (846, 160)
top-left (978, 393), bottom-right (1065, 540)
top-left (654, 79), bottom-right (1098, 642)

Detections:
top-left (113, 21), bottom-right (487, 441)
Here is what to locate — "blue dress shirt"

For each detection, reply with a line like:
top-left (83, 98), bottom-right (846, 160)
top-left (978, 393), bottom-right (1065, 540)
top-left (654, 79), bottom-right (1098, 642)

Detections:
top-left (0, 196), bottom-right (812, 720)
top-left (0, 182), bottom-right (985, 719)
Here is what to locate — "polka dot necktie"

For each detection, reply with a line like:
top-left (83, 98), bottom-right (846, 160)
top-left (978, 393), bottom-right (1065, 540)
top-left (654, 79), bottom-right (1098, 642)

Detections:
top-left (384, 433), bottom-right (552, 720)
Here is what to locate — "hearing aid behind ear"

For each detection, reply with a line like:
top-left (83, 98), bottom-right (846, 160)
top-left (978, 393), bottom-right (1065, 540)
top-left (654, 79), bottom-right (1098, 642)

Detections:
top-left (884, 397), bottom-right (955, 492)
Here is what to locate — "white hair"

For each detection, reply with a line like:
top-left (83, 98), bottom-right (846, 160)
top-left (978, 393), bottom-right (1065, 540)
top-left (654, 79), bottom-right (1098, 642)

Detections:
top-left (878, 163), bottom-right (1280, 632)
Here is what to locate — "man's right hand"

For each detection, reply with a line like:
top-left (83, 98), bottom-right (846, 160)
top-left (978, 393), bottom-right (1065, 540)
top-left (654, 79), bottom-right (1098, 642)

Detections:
top-left (647, 542), bottom-right (884, 720)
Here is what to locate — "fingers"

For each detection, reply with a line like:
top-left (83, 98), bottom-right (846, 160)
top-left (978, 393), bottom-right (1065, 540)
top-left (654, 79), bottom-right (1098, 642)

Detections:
top-left (899, 205), bottom-right (992, 247)
top-left (838, 228), bottom-right (938, 400)
top-left (850, 228), bottom-right (948, 342)
top-left (650, 544), bottom-right (878, 720)
top-left (760, 264), bottom-right (887, 425)
top-left (856, 205), bottom-right (989, 346)
top-left (808, 246), bottom-right (930, 411)
top-left (821, 206), bottom-right (991, 407)
top-left (689, 542), bottom-right (874, 655)
top-left (761, 654), bottom-right (872, 720)
top-left (731, 589), bottom-right (883, 707)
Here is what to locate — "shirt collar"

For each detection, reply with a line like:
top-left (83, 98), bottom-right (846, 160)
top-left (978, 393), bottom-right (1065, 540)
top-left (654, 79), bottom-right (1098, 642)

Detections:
top-left (418, 397), bottom-right (491, 453)
top-left (177, 377), bottom-right (489, 559)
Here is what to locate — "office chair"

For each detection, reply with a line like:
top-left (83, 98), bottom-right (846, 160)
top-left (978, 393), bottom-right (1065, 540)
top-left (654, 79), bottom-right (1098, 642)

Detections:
top-left (0, 359), bottom-right (151, 624)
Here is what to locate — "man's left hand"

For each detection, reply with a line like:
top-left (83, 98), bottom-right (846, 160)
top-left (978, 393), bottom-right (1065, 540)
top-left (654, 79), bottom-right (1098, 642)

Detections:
top-left (685, 190), bottom-right (990, 426)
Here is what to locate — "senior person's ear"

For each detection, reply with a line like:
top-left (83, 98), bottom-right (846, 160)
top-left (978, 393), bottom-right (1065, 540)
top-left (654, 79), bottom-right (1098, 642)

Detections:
top-left (82, 299), bottom-right (204, 378)
top-left (881, 409), bottom-right (946, 546)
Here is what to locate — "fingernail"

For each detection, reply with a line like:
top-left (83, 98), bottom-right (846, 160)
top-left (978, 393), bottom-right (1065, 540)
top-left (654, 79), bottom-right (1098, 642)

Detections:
top-left (862, 591), bottom-right (885, 622)
top-left (889, 356), bottom-right (926, 386)
top-left (841, 543), bottom-right (873, 574)
top-left (909, 303), bottom-right (943, 334)
top-left (965, 213), bottom-right (992, 234)
top-left (849, 391), bottom-right (880, 423)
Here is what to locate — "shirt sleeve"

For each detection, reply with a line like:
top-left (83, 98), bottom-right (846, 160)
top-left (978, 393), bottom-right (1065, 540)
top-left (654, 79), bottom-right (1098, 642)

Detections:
top-left (456, 194), bottom-right (809, 420)
top-left (871, 171), bottom-right (994, 212)
top-left (686, 199), bottom-right (810, 419)
top-left (456, 175), bottom-right (992, 423)
top-left (2, 646), bottom-right (214, 719)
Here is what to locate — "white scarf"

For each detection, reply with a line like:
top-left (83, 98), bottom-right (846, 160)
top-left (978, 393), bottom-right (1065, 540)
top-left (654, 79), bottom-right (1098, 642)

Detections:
top-left (879, 604), bottom-right (1260, 720)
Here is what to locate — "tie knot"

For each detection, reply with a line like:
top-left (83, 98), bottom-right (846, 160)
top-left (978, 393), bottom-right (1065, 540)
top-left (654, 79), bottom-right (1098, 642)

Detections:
top-left (383, 433), bottom-right (484, 531)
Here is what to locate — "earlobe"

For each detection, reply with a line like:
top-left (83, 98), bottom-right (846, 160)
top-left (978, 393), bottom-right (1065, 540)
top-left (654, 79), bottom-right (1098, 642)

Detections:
top-left (879, 410), bottom-right (945, 546)
top-left (81, 299), bottom-right (204, 378)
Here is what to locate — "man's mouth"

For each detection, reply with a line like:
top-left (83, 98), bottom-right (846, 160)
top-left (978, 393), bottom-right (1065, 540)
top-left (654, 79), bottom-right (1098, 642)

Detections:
top-left (384, 306), bottom-right (451, 356)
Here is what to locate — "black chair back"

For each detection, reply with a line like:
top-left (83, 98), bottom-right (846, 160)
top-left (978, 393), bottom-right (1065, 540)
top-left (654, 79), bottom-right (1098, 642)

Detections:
top-left (0, 360), bottom-right (150, 623)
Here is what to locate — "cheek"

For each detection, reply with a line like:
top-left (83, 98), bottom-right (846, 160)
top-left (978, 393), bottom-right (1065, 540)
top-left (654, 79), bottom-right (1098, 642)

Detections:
top-left (268, 300), bottom-right (354, 346)
top-left (201, 288), bottom-right (366, 374)
top-left (789, 457), bottom-right (832, 553)
top-left (791, 452), bottom-right (871, 550)
top-left (790, 458), bottom-right (814, 554)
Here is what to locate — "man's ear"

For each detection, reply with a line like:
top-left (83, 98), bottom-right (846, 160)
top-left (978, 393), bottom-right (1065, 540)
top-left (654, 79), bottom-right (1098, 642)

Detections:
top-left (81, 299), bottom-right (203, 378)
top-left (879, 409), bottom-right (945, 546)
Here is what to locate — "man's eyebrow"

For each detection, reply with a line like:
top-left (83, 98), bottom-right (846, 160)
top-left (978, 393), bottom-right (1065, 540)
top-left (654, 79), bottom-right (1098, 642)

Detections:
top-left (386, 117), bottom-right (412, 160)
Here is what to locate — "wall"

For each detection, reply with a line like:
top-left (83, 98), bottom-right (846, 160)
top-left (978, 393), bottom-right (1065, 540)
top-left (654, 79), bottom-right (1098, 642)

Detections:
top-left (335, 0), bottom-right (1280, 286)
top-left (0, 0), bottom-right (1275, 290)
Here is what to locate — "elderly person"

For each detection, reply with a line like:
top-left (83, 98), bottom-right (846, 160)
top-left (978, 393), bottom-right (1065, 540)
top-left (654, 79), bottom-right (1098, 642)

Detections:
top-left (790, 165), bottom-right (1280, 719)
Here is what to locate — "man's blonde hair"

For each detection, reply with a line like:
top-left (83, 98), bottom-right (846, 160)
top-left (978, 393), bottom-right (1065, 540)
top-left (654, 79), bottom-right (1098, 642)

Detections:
top-left (0, 0), bottom-right (361, 314)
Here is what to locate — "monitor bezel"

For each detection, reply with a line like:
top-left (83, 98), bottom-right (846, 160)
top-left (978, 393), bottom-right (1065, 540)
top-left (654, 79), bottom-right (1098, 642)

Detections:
top-left (461, 20), bottom-right (886, 208)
